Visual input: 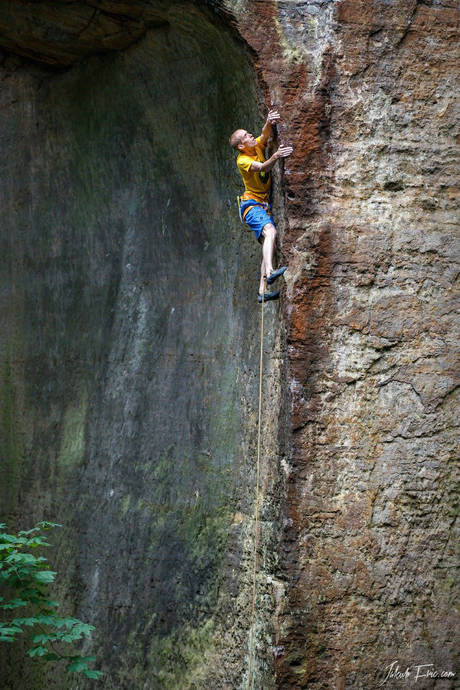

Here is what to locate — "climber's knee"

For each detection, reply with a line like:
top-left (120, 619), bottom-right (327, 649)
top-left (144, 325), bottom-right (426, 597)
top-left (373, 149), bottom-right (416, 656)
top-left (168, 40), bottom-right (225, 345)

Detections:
top-left (262, 222), bottom-right (276, 240)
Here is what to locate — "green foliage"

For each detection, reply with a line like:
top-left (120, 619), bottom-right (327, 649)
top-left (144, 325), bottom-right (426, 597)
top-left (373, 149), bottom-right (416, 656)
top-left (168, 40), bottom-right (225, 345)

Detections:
top-left (0, 521), bottom-right (102, 680)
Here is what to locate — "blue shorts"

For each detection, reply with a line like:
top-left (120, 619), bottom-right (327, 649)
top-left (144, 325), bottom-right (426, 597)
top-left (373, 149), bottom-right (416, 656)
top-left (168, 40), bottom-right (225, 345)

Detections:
top-left (240, 200), bottom-right (275, 242)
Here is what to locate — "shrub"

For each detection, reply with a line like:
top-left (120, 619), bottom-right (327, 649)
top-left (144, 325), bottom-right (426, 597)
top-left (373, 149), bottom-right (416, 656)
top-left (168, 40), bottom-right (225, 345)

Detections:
top-left (0, 521), bottom-right (101, 680)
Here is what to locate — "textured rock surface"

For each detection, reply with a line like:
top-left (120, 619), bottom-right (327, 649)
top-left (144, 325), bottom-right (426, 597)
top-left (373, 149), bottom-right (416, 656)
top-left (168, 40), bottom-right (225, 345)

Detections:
top-left (0, 4), bottom-right (283, 688)
top-left (0, 1), bottom-right (458, 689)
top-left (231, 1), bottom-right (459, 688)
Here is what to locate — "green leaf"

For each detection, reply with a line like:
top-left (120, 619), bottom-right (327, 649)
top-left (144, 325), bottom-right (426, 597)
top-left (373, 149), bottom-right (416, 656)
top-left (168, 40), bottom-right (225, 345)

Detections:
top-left (37, 521), bottom-right (62, 530)
top-left (34, 571), bottom-right (56, 584)
top-left (0, 534), bottom-right (22, 544)
top-left (61, 632), bottom-right (83, 643)
top-left (5, 552), bottom-right (38, 565)
top-left (32, 633), bottom-right (56, 644)
top-left (11, 616), bottom-right (46, 627)
top-left (18, 527), bottom-right (41, 536)
top-left (1, 599), bottom-right (29, 610)
top-left (28, 646), bottom-right (49, 657)
top-left (83, 669), bottom-right (103, 679)
top-left (35, 614), bottom-right (59, 625)
top-left (45, 600), bottom-right (59, 608)
top-left (0, 625), bottom-right (23, 635)
top-left (72, 622), bottom-right (94, 635)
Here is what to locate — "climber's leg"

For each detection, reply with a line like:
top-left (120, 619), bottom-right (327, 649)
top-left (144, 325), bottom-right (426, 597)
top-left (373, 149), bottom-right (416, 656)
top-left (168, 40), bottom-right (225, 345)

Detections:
top-left (242, 204), bottom-right (282, 297)
top-left (259, 255), bottom-right (267, 296)
top-left (262, 222), bottom-right (276, 276)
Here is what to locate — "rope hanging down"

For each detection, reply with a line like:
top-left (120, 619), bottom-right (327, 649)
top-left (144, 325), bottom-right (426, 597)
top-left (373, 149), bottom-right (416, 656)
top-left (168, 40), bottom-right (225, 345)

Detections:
top-left (247, 277), bottom-right (266, 690)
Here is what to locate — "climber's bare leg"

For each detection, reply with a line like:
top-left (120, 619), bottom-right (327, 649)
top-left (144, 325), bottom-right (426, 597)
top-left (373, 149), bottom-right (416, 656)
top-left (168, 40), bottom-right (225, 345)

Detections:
top-left (259, 256), bottom-right (267, 296)
top-left (259, 223), bottom-right (276, 294)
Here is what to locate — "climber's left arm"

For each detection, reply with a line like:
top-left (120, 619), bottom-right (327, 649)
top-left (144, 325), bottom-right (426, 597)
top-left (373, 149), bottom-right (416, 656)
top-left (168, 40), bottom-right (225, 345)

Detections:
top-left (258, 109), bottom-right (281, 147)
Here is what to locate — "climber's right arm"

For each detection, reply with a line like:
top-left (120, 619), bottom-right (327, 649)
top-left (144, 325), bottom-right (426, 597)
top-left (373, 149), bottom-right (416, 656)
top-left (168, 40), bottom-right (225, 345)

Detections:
top-left (250, 145), bottom-right (293, 173)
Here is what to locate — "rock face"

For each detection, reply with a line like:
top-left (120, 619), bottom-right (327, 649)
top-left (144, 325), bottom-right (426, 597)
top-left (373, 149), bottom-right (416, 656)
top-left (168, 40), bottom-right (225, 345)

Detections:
top-left (247, 2), bottom-right (459, 687)
top-left (0, 5), bottom-right (283, 688)
top-left (0, 1), bottom-right (458, 689)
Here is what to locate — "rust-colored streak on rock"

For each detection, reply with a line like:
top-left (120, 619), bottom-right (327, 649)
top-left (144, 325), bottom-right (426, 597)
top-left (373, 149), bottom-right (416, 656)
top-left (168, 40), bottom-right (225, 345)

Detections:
top-left (236, 3), bottom-right (340, 687)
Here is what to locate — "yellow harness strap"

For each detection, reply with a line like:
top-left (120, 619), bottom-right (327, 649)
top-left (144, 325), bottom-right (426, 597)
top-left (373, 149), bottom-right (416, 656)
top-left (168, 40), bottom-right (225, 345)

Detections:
top-left (237, 196), bottom-right (263, 225)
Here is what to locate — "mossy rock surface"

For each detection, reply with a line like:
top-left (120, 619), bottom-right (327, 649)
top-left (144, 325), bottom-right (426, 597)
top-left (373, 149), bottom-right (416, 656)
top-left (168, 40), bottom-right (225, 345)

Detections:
top-left (0, 5), bottom-right (280, 688)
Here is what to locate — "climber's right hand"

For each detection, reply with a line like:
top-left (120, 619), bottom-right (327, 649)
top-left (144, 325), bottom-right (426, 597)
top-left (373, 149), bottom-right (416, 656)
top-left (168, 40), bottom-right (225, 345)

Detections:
top-left (276, 145), bottom-right (293, 158)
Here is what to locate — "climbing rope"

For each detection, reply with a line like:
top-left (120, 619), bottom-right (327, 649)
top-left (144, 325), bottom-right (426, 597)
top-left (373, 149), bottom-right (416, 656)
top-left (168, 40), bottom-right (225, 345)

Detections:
top-left (247, 277), bottom-right (266, 690)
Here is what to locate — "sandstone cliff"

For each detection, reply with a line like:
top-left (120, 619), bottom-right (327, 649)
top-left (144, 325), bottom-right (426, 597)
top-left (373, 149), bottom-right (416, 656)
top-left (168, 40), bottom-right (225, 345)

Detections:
top-left (0, 1), bottom-right (458, 689)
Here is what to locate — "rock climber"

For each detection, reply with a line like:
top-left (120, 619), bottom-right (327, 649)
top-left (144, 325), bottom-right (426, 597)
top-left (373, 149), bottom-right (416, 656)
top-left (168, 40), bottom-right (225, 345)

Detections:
top-left (229, 109), bottom-right (293, 302)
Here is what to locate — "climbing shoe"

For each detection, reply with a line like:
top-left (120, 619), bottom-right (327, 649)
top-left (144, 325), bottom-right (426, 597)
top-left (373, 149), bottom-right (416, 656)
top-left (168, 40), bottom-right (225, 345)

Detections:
top-left (266, 266), bottom-right (287, 285)
top-left (258, 290), bottom-right (280, 303)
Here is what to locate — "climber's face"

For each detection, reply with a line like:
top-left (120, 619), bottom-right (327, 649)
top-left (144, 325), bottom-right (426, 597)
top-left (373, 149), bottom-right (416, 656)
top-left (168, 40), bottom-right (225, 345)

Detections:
top-left (238, 130), bottom-right (257, 152)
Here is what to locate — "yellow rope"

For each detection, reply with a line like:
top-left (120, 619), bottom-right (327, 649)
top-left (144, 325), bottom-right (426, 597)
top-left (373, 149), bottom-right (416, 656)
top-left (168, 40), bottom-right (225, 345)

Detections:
top-left (247, 277), bottom-right (266, 690)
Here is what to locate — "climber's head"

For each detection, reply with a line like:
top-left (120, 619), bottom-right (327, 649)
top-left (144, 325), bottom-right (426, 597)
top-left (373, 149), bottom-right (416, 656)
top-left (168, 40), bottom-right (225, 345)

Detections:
top-left (229, 129), bottom-right (257, 153)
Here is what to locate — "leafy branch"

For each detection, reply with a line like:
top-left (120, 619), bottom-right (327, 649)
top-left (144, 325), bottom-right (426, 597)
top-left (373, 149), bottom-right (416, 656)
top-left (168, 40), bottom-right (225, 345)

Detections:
top-left (0, 521), bottom-right (101, 680)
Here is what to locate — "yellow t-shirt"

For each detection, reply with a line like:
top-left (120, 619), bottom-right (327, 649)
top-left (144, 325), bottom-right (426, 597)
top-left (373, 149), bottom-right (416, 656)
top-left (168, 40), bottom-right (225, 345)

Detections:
top-left (236, 136), bottom-right (271, 203)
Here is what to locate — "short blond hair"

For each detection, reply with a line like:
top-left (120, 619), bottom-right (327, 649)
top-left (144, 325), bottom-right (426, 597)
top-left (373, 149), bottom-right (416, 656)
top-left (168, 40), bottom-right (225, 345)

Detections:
top-left (229, 129), bottom-right (245, 149)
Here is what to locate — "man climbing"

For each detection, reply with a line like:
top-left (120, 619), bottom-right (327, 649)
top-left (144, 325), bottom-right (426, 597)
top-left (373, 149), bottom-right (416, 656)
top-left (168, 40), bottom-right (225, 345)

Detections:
top-left (229, 109), bottom-right (293, 302)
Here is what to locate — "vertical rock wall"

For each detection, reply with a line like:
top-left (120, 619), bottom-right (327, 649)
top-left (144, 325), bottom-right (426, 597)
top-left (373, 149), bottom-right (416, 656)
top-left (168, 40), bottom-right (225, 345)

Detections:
top-left (232, 0), bottom-right (459, 687)
top-left (0, 4), bottom-right (283, 688)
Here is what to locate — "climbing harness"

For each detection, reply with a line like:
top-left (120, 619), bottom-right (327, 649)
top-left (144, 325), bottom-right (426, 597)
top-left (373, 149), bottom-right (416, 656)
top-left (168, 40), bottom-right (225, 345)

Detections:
top-left (237, 195), bottom-right (255, 226)
top-left (247, 276), bottom-right (266, 690)
top-left (237, 195), bottom-right (271, 227)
